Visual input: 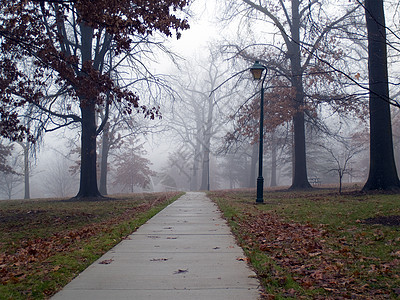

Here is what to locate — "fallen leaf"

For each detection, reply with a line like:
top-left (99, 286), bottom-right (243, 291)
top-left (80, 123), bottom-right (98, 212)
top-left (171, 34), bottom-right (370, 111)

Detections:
top-left (174, 269), bottom-right (188, 274)
top-left (52, 266), bottom-right (61, 271)
top-left (150, 258), bottom-right (168, 262)
top-left (391, 250), bottom-right (400, 258)
top-left (237, 257), bottom-right (249, 262)
top-left (147, 236), bottom-right (160, 239)
top-left (99, 259), bottom-right (113, 265)
top-left (309, 251), bottom-right (322, 257)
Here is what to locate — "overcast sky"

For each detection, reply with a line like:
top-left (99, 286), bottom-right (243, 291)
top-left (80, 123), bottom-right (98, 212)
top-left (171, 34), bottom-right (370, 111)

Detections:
top-left (145, 1), bottom-right (223, 169)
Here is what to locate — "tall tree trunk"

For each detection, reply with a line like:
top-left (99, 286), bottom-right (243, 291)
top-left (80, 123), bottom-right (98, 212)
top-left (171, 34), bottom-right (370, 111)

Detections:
top-left (18, 140), bottom-right (30, 199)
top-left (270, 133), bottom-right (277, 187)
top-left (249, 142), bottom-right (258, 188)
top-left (75, 23), bottom-right (102, 198)
top-left (76, 103), bottom-right (101, 198)
top-left (190, 147), bottom-right (200, 191)
top-left (23, 140), bottom-right (29, 199)
top-left (190, 118), bottom-right (202, 191)
top-left (289, 0), bottom-right (311, 190)
top-left (362, 0), bottom-right (400, 191)
top-left (200, 142), bottom-right (210, 190)
top-left (99, 123), bottom-right (109, 195)
top-left (291, 112), bottom-right (310, 189)
top-left (17, 140), bottom-right (30, 199)
top-left (200, 97), bottom-right (214, 191)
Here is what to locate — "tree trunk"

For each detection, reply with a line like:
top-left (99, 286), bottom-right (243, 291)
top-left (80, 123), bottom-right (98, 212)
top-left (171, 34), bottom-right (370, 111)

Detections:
top-left (191, 154), bottom-right (201, 191)
top-left (76, 103), bottom-right (102, 198)
top-left (200, 143), bottom-right (210, 190)
top-left (362, 0), bottom-right (400, 191)
top-left (200, 97), bottom-right (214, 191)
top-left (291, 112), bottom-right (311, 189)
top-left (18, 140), bottom-right (30, 199)
top-left (289, 0), bottom-right (311, 190)
top-left (190, 149), bottom-right (200, 191)
top-left (23, 140), bottom-right (29, 199)
top-left (249, 142), bottom-right (258, 188)
top-left (270, 133), bottom-right (277, 187)
top-left (75, 23), bottom-right (102, 198)
top-left (190, 118), bottom-right (202, 191)
top-left (99, 123), bottom-right (109, 195)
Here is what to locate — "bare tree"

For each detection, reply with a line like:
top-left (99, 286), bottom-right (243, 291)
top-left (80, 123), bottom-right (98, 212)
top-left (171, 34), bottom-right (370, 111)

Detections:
top-left (43, 154), bottom-right (79, 198)
top-left (220, 0), bottom-right (362, 189)
top-left (0, 143), bottom-right (22, 200)
top-left (167, 49), bottom-right (236, 190)
top-left (318, 137), bottom-right (366, 193)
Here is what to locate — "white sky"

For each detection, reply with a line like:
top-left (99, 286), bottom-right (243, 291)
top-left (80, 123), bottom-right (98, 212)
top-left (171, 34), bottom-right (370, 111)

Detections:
top-left (146, 1), bottom-right (223, 170)
top-left (172, 1), bottom-right (219, 54)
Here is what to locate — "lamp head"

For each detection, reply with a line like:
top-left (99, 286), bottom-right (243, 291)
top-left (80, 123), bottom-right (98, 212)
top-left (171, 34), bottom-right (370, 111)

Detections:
top-left (250, 61), bottom-right (266, 80)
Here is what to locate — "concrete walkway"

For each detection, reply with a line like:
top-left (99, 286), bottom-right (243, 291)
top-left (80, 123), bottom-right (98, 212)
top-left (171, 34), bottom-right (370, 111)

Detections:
top-left (52, 192), bottom-right (261, 299)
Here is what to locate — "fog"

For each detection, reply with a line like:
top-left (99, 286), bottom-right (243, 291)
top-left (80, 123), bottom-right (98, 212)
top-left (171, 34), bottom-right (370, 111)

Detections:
top-left (2, 0), bottom-right (400, 199)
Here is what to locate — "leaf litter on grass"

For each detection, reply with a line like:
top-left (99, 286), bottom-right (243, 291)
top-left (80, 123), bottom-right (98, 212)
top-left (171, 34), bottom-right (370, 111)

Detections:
top-left (210, 189), bottom-right (400, 299)
top-left (241, 211), bottom-right (400, 298)
top-left (0, 192), bottom-right (181, 298)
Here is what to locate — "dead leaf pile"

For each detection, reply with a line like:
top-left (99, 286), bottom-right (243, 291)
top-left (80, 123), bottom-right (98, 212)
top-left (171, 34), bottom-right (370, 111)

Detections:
top-left (236, 212), bottom-right (398, 299)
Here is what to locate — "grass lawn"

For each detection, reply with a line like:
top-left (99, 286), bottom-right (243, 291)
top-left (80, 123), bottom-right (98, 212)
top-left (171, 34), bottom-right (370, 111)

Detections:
top-left (0, 192), bottom-right (182, 299)
top-left (209, 186), bottom-right (400, 299)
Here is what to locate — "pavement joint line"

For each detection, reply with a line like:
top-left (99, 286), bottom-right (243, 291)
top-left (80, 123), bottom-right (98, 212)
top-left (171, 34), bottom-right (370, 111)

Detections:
top-left (106, 252), bottom-right (241, 254)
top-left (64, 288), bottom-right (260, 291)
top-left (130, 234), bottom-right (233, 236)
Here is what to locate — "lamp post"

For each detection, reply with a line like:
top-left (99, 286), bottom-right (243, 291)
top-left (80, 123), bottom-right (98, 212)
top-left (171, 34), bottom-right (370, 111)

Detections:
top-left (250, 61), bottom-right (267, 204)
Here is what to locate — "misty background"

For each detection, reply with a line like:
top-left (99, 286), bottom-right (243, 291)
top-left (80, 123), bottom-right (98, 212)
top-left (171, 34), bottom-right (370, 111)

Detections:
top-left (1, 0), bottom-right (400, 199)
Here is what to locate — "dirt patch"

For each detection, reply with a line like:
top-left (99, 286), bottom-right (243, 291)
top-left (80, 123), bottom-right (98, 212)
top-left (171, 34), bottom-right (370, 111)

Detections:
top-left (363, 215), bottom-right (400, 226)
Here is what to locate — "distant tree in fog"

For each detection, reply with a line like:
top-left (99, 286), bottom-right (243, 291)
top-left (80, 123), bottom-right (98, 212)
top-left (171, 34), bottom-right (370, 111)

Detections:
top-left (317, 135), bottom-right (366, 193)
top-left (167, 49), bottom-right (236, 191)
top-left (43, 155), bottom-right (78, 198)
top-left (112, 138), bottom-right (155, 193)
top-left (98, 108), bottom-right (163, 195)
top-left (0, 143), bottom-right (22, 199)
top-left (163, 148), bottom-right (192, 191)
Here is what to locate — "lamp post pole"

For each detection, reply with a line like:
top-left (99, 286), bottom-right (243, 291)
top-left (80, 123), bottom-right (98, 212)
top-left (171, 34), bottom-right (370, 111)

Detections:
top-left (250, 61), bottom-right (267, 204)
top-left (256, 83), bottom-right (265, 203)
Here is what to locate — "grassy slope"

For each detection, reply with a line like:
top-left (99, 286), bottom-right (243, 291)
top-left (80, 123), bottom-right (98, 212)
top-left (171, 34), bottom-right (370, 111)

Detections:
top-left (0, 192), bottom-right (183, 299)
